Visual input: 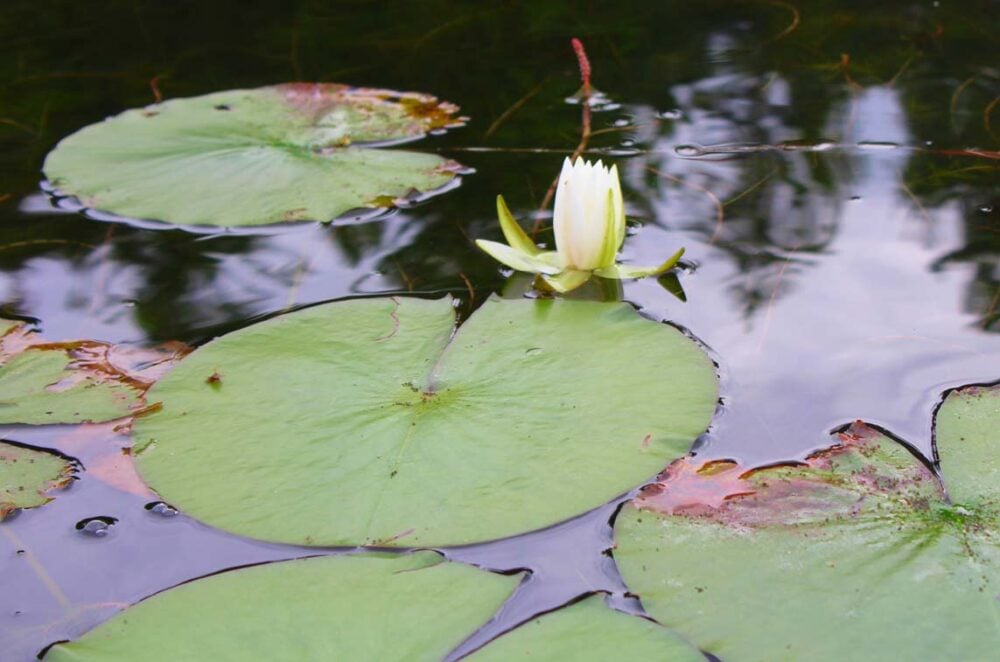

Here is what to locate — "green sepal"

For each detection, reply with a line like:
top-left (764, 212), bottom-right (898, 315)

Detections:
top-left (496, 195), bottom-right (542, 256)
top-left (539, 269), bottom-right (591, 293)
top-left (475, 240), bottom-right (562, 275)
top-left (594, 247), bottom-right (685, 280)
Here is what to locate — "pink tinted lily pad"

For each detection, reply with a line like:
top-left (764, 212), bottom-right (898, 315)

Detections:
top-left (43, 84), bottom-right (467, 229)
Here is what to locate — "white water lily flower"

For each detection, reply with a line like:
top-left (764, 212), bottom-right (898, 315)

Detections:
top-left (476, 157), bottom-right (684, 293)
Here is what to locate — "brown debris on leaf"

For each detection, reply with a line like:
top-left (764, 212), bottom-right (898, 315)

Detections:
top-left (0, 319), bottom-right (189, 421)
top-left (276, 83), bottom-right (467, 138)
top-left (634, 422), bottom-right (943, 528)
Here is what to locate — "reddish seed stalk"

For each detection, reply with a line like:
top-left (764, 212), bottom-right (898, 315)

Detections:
top-left (571, 37), bottom-right (593, 148)
top-left (533, 38), bottom-right (594, 235)
top-left (571, 38), bottom-right (591, 97)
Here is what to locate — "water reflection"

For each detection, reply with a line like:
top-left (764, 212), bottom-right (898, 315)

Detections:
top-left (1, 1), bottom-right (998, 658)
top-left (0, 208), bottom-right (428, 342)
top-left (623, 81), bottom-right (999, 465)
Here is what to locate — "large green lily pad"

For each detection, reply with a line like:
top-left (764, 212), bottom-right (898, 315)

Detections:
top-left (133, 296), bottom-right (717, 546)
top-left (44, 552), bottom-right (519, 661)
top-left (1, 441), bottom-right (75, 519)
top-left (43, 84), bottom-right (466, 229)
top-left (615, 384), bottom-right (1000, 660)
top-left (0, 321), bottom-right (185, 425)
top-left (468, 595), bottom-right (703, 660)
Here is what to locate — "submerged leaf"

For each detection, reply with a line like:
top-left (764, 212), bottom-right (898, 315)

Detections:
top-left (133, 296), bottom-right (718, 546)
top-left (43, 84), bottom-right (467, 229)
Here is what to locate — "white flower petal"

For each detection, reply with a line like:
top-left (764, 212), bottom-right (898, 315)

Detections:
top-left (549, 157), bottom-right (629, 271)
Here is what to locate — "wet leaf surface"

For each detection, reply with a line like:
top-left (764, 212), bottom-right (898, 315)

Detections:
top-left (44, 552), bottom-right (518, 661)
top-left (133, 296), bottom-right (717, 547)
top-left (0, 321), bottom-right (186, 425)
top-left (615, 386), bottom-right (1000, 660)
top-left (1, 442), bottom-right (75, 519)
top-left (43, 84), bottom-right (466, 229)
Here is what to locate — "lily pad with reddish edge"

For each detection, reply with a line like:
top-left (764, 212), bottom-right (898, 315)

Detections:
top-left (42, 84), bottom-right (467, 230)
top-left (614, 385), bottom-right (1000, 660)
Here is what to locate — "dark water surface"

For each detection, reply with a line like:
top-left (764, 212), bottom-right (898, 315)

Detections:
top-left (1, 1), bottom-right (998, 658)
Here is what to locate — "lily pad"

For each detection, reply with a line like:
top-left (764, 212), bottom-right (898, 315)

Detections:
top-left (0, 321), bottom-right (185, 425)
top-left (43, 552), bottom-right (519, 661)
top-left (43, 84), bottom-right (466, 229)
top-left (935, 383), bottom-right (1000, 506)
top-left (133, 296), bottom-right (717, 546)
top-left (1, 441), bottom-right (75, 519)
top-left (468, 595), bottom-right (703, 660)
top-left (614, 386), bottom-right (1000, 660)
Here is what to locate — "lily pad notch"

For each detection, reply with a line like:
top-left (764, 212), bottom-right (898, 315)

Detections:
top-left (42, 84), bottom-right (469, 230)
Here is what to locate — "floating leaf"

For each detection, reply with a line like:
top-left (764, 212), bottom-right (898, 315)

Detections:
top-left (1, 441), bottom-right (75, 519)
top-left (44, 552), bottom-right (519, 661)
top-left (43, 84), bottom-right (466, 229)
top-left (468, 595), bottom-right (703, 660)
top-left (615, 387), bottom-right (1000, 660)
top-left (0, 322), bottom-right (186, 425)
top-left (935, 383), bottom-right (1000, 506)
top-left (133, 296), bottom-right (717, 546)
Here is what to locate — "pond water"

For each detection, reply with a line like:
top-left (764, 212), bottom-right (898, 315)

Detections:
top-left (1, 2), bottom-right (998, 658)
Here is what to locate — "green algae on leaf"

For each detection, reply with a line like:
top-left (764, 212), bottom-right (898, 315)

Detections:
top-left (42, 84), bottom-right (467, 229)
top-left (44, 552), bottom-right (518, 661)
top-left (468, 595), bottom-right (703, 661)
top-left (1, 441), bottom-right (75, 519)
top-left (133, 296), bottom-right (718, 547)
top-left (0, 321), bottom-right (185, 425)
top-left (615, 402), bottom-right (1000, 660)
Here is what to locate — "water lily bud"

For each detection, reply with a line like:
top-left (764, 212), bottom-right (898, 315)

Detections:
top-left (552, 157), bottom-right (625, 270)
top-left (474, 156), bottom-right (683, 294)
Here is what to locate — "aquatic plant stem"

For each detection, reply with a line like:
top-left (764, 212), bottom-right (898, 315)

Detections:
top-left (533, 38), bottom-right (593, 236)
